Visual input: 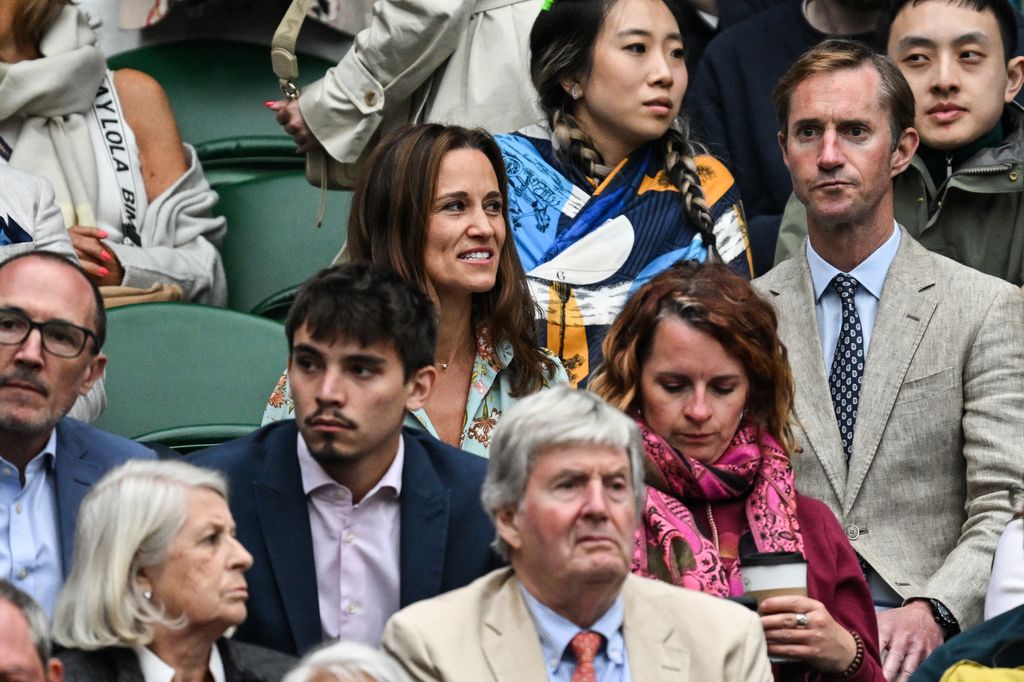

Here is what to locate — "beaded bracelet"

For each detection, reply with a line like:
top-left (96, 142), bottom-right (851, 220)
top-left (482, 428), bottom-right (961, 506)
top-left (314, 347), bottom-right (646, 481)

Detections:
top-left (829, 631), bottom-right (865, 680)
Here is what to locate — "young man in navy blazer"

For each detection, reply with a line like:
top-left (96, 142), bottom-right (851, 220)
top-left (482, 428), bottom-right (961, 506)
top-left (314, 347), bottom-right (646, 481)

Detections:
top-left (191, 262), bottom-right (499, 656)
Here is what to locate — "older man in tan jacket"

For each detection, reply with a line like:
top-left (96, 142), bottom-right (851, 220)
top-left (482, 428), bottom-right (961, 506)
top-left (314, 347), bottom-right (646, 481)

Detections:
top-left (383, 387), bottom-right (771, 681)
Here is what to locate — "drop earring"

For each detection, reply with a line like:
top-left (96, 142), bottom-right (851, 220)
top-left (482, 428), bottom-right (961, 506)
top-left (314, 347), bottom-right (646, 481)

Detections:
top-left (571, 84), bottom-right (582, 101)
top-left (143, 590), bottom-right (152, 600)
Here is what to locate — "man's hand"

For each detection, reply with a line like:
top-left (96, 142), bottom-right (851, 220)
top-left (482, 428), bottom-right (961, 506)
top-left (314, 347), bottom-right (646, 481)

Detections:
top-left (267, 99), bottom-right (322, 153)
top-left (877, 601), bottom-right (944, 681)
top-left (68, 226), bottom-right (124, 286)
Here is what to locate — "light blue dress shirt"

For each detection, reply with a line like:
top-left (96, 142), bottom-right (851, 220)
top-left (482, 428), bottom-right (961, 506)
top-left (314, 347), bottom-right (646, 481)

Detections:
top-left (0, 430), bottom-right (62, 616)
top-left (806, 224), bottom-right (906, 609)
top-left (807, 224), bottom-right (901, 371)
top-left (520, 584), bottom-right (631, 682)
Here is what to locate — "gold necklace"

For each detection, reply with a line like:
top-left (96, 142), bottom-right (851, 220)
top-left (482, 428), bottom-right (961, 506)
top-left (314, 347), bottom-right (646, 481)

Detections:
top-left (438, 344), bottom-right (469, 371)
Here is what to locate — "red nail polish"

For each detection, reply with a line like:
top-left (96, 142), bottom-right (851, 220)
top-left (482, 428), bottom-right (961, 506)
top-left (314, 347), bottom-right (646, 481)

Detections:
top-left (263, 100), bottom-right (277, 108)
top-left (98, 267), bottom-right (109, 277)
top-left (100, 250), bottom-right (112, 262)
top-left (97, 230), bottom-right (108, 238)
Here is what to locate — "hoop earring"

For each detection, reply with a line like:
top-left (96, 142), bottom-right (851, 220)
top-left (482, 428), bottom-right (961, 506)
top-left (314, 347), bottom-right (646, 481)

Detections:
top-left (571, 84), bottom-right (582, 101)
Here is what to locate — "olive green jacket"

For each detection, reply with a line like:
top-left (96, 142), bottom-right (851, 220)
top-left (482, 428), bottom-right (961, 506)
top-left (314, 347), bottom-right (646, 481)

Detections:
top-left (774, 104), bottom-right (1024, 284)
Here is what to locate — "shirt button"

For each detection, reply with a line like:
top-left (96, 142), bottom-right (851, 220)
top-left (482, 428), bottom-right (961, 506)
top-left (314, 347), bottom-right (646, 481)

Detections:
top-left (344, 532), bottom-right (355, 544)
top-left (17, 568), bottom-right (28, 580)
top-left (845, 524), bottom-right (861, 541)
top-left (347, 603), bottom-right (360, 615)
top-left (15, 503), bottom-right (22, 514)
top-left (364, 91), bottom-right (377, 106)
top-left (3, 467), bottom-right (12, 476)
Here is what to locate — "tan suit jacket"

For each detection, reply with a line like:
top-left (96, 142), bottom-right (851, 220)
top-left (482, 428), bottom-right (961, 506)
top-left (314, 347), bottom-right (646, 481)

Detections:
top-left (754, 229), bottom-right (1024, 627)
top-left (382, 567), bottom-right (771, 681)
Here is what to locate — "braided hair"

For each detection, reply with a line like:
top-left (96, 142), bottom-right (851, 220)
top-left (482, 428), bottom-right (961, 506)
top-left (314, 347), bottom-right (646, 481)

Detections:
top-left (530, 0), bottom-right (721, 260)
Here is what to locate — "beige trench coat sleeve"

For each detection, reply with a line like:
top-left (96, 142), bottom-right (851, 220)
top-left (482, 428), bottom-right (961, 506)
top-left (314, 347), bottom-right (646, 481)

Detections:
top-left (298, 0), bottom-right (475, 164)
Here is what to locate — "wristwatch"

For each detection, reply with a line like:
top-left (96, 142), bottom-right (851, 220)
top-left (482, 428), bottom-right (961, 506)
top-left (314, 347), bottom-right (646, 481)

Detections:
top-left (924, 599), bottom-right (960, 638)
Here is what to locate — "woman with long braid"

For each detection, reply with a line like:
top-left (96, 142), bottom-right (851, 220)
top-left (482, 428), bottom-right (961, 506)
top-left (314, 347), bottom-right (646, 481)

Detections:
top-left (498, 0), bottom-right (753, 387)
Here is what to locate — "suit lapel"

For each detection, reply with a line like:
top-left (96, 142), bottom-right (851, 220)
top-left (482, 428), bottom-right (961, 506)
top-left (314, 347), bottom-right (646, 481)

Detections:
top-left (53, 420), bottom-right (102, 576)
top-left (764, 260), bottom-right (848, 501)
top-left (622, 576), bottom-right (689, 678)
top-left (844, 234), bottom-right (937, 512)
top-left (481, 570), bottom-right (549, 680)
top-left (252, 424), bottom-right (321, 653)
top-left (399, 431), bottom-right (451, 606)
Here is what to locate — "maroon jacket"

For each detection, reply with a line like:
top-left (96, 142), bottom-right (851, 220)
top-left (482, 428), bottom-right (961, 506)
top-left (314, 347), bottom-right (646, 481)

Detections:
top-left (791, 493), bottom-right (885, 682)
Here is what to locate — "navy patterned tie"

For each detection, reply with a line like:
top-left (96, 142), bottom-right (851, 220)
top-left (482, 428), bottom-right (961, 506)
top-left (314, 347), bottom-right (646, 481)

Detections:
top-left (829, 274), bottom-right (864, 463)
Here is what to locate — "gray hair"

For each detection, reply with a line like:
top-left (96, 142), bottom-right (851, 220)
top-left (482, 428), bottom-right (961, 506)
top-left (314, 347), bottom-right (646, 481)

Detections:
top-left (481, 386), bottom-right (645, 558)
top-left (282, 641), bottom-right (411, 682)
top-left (0, 580), bottom-right (53, 667)
top-left (51, 459), bottom-right (229, 650)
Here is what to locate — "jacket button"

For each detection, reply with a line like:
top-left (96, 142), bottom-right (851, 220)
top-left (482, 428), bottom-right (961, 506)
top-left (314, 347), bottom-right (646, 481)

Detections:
top-left (364, 91), bottom-right (378, 107)
top-left (1010, 171), bottom-right (1019, 182)
top-left (845, 524), bottom-right (861, 541)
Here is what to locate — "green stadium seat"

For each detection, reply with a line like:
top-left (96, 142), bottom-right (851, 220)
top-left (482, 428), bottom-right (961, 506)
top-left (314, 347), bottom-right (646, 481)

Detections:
top-left (108, 40), bottom-right (333, 185)
top-left (136, 423), bottom-right (257, 455)
top-left (93, 302), bottom-right (288, 440)
top-left (216, 171), bottom-right (350, 315)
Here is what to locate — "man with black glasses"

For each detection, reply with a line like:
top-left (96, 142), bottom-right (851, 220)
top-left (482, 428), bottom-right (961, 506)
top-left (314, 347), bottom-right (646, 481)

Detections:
top-left (0, 252), bottom-right (153, 616)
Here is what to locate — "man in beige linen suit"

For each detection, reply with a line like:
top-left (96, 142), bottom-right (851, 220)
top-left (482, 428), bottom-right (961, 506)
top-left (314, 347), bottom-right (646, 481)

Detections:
top-left (755, 39), bottom-right (1024, 680)
top-left (382, 387), bottom-right (771, 681)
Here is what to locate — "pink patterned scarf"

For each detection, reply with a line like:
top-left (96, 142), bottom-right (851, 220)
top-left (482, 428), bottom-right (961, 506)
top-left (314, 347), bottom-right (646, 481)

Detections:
top-left (632, 417), bottom-right (805, 596)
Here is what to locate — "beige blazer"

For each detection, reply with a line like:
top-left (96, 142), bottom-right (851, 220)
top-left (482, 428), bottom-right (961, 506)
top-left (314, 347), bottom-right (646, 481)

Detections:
top-left (754, 229), bottom-right (1024, 628)
top-left (382, 567), bottom-right (771, 681)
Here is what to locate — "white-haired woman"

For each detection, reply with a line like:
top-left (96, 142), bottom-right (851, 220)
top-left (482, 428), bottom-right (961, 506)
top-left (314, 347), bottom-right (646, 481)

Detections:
top-left (283, 641), bottom-right (410, 682)
top-left (52, 460), bottom-right (295, 682)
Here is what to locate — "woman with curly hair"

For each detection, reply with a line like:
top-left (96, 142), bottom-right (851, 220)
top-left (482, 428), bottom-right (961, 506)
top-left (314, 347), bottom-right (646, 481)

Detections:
top-left (591, 262), bottom-right (883, 681)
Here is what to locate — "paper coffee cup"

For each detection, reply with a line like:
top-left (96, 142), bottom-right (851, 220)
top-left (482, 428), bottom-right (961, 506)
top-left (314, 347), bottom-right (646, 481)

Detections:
top-left (741, 551), bottom-right (808, 664)
top-left (740, 551), bottom-right (808, 603)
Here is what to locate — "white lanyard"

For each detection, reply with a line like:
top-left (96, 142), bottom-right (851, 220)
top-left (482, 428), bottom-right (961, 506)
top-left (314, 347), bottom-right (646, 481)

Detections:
top-left (93, 74), bottom-right (142, 246)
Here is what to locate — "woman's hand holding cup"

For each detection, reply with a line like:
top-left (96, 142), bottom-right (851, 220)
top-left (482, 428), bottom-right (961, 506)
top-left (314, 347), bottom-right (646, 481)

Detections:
top-left (759, 595), bottom-right (858, 674)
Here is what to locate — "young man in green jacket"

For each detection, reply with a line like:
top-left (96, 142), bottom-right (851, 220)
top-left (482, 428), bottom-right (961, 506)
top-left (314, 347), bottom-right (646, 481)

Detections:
top-left (774, 0), bottom-right (1024, 285)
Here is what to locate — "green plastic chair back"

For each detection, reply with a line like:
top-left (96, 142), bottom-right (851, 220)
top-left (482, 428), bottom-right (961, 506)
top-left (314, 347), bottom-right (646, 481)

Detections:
top-left (93, 302), bottom-right (288, 439)
top-left (137, 424), bottom-right (257, 455)
top-left (216, 171), bottom-right (350, 315)
top-left (107, 40), bottom-right (333, 151)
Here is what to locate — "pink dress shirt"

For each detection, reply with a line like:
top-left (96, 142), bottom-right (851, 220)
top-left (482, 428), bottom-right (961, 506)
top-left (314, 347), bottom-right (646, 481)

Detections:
top-left (297, 434), bottom-right (403, 645)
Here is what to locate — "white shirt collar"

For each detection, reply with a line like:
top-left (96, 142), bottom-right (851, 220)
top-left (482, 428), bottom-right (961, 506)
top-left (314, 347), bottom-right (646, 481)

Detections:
top-left (133, 643), bottom-right (226, 682)
top-left (806, 221), bottom-right (901, 302)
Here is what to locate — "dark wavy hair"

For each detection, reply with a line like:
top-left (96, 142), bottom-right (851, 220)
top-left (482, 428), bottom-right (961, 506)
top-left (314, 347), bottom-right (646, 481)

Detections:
top-left (590, 261), bottom-right (796, 454)
top-left (347, 123), bottom-right (556, 395)
top-left (529, 0), bottom-right (720, 258)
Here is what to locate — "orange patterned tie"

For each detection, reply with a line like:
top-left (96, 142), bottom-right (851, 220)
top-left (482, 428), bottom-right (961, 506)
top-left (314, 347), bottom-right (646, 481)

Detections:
top-left (569, 631), bottom-right (603, 682)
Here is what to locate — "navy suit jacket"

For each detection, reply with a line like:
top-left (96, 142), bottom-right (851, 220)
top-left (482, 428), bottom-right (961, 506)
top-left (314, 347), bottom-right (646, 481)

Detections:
top-left (190, 421), bottom-right (499, 656)
top-left (53, 418), bottom-right (156, 575)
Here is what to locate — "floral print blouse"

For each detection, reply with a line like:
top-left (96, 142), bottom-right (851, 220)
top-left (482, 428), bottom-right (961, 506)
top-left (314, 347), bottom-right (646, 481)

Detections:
top-left (262, 330), bottom-right (568, 458)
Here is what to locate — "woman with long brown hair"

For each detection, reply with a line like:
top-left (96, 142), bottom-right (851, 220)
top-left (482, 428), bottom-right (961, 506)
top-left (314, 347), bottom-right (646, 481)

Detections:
top-left (264, 124), bottom-right (565, 456)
